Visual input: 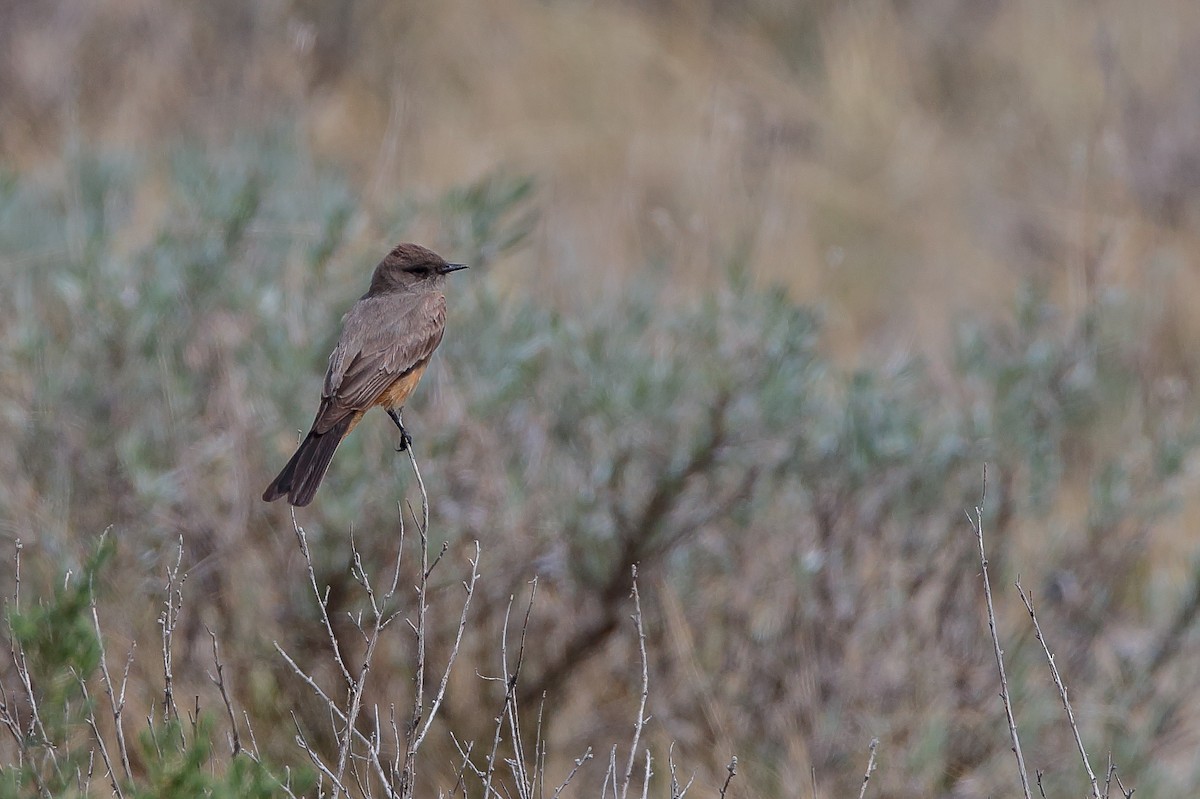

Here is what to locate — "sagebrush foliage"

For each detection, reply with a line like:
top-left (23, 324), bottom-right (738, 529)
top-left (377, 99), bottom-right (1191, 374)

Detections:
top-left (0, 134), bottom-right (1198, 796)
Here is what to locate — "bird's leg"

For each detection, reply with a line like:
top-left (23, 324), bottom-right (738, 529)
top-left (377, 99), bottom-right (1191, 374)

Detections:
top-left (387, 407), bottom-right (413, 452)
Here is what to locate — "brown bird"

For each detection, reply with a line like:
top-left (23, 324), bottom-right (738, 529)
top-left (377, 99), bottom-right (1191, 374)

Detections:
top-left (262, 243), bottom-right (468, 506)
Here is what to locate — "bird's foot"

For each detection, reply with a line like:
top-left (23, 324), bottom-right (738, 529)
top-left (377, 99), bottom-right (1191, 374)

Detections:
top-left (387, 408), bottom-right (413, 452)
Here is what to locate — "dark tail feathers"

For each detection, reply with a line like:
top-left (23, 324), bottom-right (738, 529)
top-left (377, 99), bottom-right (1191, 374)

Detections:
top-left (262, 417), bottom-right (353, 506)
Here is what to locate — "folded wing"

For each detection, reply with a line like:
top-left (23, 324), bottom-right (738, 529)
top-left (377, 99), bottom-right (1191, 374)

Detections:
top-left (312, 291), bottom-right (448, 433)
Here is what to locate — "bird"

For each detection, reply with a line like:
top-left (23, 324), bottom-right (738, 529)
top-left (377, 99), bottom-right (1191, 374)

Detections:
top-left (262, 242), bottom-right (467, 506)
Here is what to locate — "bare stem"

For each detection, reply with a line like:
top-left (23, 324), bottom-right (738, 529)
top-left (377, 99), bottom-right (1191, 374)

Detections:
top-left (857, 739), bottom-right (878, 799)
top-left (91, 599), bottom-right (134, 783)
top-left (206, 628), bottom-right (242, 757)
top-left (1016, 582), bottom-right (1101, 799)
top-left (553, 747), bottom-right (594, 799)
top-left (620, 565), bottom-right (650, 799)
top-left (71, 668), bottom-right (124, 799)
top-left (7, 540), bottom-right (62, 795)
top-left (159, 537), bottom-right (186, 735)
top-left (968, 465), bottom-right (1032, 799)
top-left (719, 756), bottom-right (738, 799)
top-left (413, 541), bottom-right (480, 750)
top-left (289, 509), bottom-right (354, 689)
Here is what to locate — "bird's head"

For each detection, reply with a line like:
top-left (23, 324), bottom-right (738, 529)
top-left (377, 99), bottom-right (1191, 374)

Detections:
top-left (369, 243), bottom-right (468, 295)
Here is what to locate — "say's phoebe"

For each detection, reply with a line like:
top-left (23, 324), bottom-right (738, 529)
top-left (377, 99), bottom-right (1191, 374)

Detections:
top-left (262, 242), bottom-right (468, 506)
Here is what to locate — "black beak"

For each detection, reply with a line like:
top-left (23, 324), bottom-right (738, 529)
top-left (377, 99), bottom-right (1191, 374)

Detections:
top-left (438, 263), bottom-right (469, 275)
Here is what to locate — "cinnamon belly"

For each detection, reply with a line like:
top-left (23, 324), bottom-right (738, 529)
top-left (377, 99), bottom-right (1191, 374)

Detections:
top-left (341, 359), bottom-right (431, 437)
top-left (375, 359), bottom-right (430, 411)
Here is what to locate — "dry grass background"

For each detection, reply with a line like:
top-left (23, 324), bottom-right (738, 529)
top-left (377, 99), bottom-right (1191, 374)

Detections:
top-left (9, 0), bottom-right (1200, 350)
top-left (3, 1), bottom-right (1200, 797)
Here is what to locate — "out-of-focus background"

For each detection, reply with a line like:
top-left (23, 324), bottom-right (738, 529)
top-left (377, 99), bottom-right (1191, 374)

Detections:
top-left (3, 1), bottom-right (1200, 796)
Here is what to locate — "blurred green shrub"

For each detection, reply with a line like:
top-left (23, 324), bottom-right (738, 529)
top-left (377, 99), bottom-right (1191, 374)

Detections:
top-left (439, 170), bottom-right (536, 268)
top-left (0, 538), bottom-right (303, 798)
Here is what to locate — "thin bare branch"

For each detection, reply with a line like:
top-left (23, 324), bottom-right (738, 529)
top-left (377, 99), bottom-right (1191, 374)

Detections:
top-left (159, 536), bottom-right (186, 733)
top-left (483, 584), bottom-right (537, 799)
top-left (1113, 768), bottom-right (1133, 799)
top-left (413, 541), bottom-right (480, 750)
top-left (666, 745), bottom-right (694, 799)
top-left (857, 740), bottom-right (878, 799)
top-left (71, 668), bottom-right (124, 799)
top-left (335, 536), bottom-right (380, 786)
top-left (620, 566), bottom-right (650, 799)
top-left (552, 747), bottom-right (593, 799)
top-left (7, 539), bottom-right (61, 793)
top-left (90, 539), bottom-right (133, 784)
top-left (1016, 582), bottom-right (1101, 799)
top-left (968, 465), bottom-right (1032, 799)
top-left (603, 745), bottom-right (618, 799)
top-left (292, 712), bottom-right (349, 796)
top-left (206, 627), bottom-right (242, 756)
top-left (719, 756), bottom-right (738, 799)
top-left (290, 509), bottom-right (354, 689)
top-left (273, 642), bottom-right (385, 762)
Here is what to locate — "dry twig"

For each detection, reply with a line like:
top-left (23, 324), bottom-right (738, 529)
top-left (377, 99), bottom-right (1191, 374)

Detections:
top-left (276, 436), bottom-right (477, 799)
top-left (967, 466), bottom-right (1032, 799)
top-left (620, 565), bottom-right (651, 799)
top-left (206, 627), bottom-right (242, 756)
top-left (1016, 581), bottom-right (1101, 799)
top-left (719, 756), bottom-right (737, 799)
top-left (91, 599), bottom-right (134, 784)
top-left (857, 739), bottom-right (878, 799)
top-left (3, 540), bottom-right (58, 798)
top-left (666, 744), bottom-right (695, 799)
top-left (71, 668), bottom-right (123, 799)
top-left (159, 537), bottom-right (186, 735)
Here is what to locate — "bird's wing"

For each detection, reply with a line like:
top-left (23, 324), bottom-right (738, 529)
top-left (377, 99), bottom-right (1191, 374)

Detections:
top-left (312, 292), bottom-right (447, 433)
